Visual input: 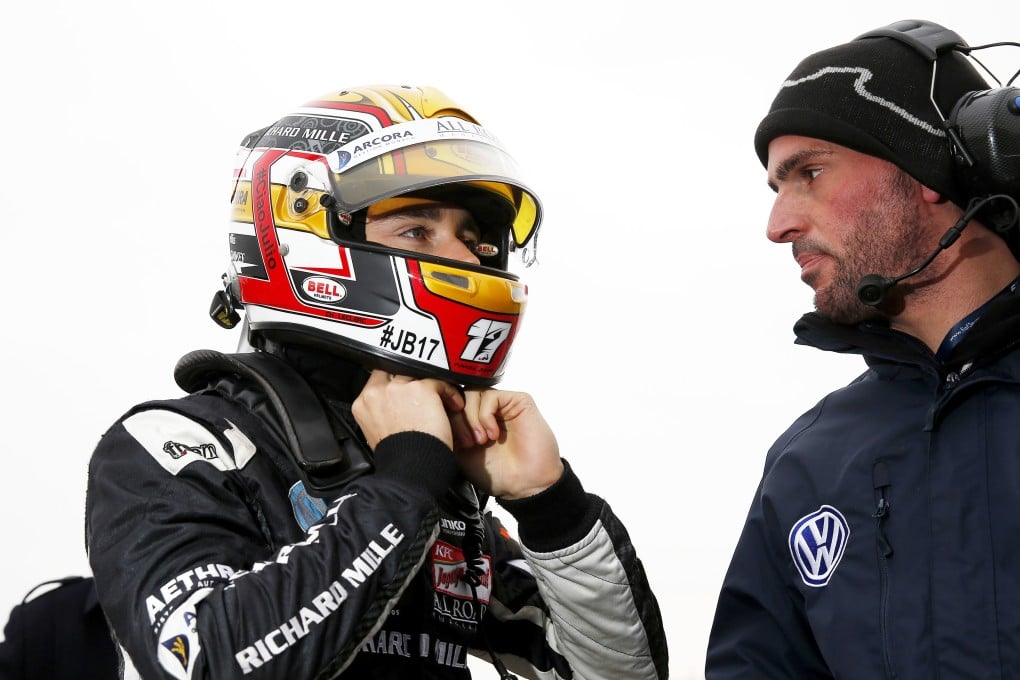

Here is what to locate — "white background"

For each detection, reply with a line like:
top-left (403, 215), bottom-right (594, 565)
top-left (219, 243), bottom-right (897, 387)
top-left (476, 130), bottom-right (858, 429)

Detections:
top-left (0, 2), bottom-right (1015, 678)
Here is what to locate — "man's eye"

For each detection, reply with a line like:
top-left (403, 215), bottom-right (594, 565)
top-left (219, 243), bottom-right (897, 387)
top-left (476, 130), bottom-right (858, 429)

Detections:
top-left (805, 167), bottom-right (823, 181)
top-left (398, 226), bottom-right (427, 239)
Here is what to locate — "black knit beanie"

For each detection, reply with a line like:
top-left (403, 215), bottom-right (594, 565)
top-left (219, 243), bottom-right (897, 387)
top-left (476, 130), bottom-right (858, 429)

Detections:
top-left (754, 21), bottom-right (991, 208)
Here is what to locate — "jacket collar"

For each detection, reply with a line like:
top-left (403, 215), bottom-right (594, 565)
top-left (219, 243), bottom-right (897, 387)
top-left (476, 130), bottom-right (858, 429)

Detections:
top-left (793, 286), bottom-right (1020, 371)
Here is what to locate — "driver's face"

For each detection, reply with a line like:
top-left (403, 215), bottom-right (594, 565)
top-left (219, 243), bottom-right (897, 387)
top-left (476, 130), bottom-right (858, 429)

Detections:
top-left (364, 204), bottom-right (480, 264)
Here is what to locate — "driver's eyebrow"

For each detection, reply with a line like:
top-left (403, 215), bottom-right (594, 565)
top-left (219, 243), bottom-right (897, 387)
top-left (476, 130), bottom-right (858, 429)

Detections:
top-left (405, 207), bottom-right (480, 234)
top-left (395, 206), bottom-right (441, 221)
top-left (768, 148), bottom-right (832, 191)
top-left (371, 206), bottom-right (481, 239)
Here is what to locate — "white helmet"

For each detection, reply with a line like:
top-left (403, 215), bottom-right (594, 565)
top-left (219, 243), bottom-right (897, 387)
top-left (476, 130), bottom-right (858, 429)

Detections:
top-left (211, 85), bottom-right (543, 386)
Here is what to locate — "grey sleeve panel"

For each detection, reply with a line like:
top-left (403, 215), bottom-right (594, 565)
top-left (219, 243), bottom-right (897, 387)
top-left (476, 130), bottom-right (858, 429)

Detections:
top-left (521, 517), bottom-right (662, 680)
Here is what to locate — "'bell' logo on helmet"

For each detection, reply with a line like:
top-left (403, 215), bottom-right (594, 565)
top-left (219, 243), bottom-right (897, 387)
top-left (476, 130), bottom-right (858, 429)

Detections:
top-left (302, 276), bottom-right (348, 303)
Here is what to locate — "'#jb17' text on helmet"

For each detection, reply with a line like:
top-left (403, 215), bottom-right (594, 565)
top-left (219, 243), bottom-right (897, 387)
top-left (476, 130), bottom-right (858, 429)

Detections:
top-left (210, 85), bottom-right (543, 387)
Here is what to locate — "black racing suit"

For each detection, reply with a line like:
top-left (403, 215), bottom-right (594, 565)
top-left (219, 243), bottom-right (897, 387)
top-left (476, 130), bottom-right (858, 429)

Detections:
top-left (85, 347), bottom-right (668, 679)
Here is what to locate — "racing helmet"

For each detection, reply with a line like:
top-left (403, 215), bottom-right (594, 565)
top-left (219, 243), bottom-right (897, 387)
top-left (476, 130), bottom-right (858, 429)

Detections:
top-left (211, 85), bottom-right (543, 386)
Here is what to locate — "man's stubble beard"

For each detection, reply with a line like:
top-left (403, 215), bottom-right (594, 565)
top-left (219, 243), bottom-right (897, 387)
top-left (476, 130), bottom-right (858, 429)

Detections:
top-left (814, 171), bottom-right (931, 324)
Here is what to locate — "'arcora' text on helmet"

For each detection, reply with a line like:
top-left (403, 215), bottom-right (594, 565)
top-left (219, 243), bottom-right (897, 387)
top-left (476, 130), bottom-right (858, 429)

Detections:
top-left (209, 85), bottom-right (544, 387)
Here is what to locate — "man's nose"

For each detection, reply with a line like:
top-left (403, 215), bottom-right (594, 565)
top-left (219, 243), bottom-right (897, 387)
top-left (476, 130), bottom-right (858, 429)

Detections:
top-left (766, 192), bottom-right (808, 244)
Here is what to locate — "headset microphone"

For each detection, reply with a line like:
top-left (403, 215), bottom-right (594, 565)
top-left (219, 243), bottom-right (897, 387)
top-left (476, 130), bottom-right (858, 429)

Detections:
top-left (858, 194), bottom-right (1019, 306)
top-left (856, 223), bottom-right (966, 307)
top-left (857, 275), bottom-right (904, 307)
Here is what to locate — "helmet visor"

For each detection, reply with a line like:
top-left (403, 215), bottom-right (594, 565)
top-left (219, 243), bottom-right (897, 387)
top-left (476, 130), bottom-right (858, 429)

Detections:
top-left (324, 118), bottom-right (541, 248)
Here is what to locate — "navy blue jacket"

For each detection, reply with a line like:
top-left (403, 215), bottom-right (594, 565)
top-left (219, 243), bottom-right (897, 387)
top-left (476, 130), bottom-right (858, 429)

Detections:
top-left (0, 577), bottom-right (118, 680)
top-left (706, 286), bottom-right (1020, 678)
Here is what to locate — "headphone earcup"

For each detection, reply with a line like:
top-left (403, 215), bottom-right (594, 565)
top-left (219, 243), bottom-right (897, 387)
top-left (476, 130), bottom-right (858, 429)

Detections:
top-left (947, 87), bottom-right (1020, 198)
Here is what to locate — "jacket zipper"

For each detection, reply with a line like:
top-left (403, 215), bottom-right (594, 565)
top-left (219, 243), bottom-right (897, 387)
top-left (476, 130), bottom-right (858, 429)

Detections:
top-left (926, 363), bottom-right (971, 429)
top-left (873, 461), bottom-right (896, 679)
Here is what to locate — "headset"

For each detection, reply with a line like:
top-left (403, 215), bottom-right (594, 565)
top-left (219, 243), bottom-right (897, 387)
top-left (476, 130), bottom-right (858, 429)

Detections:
top-left (857, 20), bottom-right (1019, 219)
top-left (854, 19), bottom-right (1020, 306)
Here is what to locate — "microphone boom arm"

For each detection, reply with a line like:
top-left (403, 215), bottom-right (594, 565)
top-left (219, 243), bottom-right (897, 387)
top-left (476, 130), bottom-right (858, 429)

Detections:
top-left (857, 194), bottom-right (1017, 306)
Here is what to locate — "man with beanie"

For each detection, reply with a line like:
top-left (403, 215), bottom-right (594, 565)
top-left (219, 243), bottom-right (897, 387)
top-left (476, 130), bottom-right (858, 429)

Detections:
top-left (706, 19), bottom-right (1020, 677)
